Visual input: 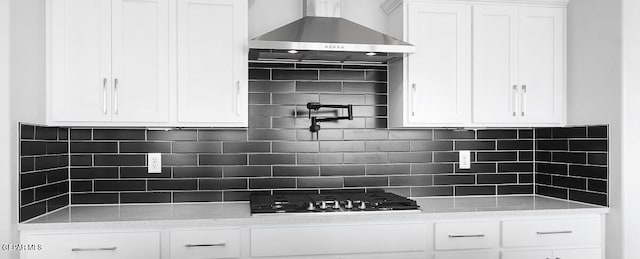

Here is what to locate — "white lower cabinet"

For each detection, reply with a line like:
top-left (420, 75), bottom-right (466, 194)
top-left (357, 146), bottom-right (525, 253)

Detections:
top-left (553, 248), bottom-right (602, 259)
top-left (19, 214), bottom-right (605, 259)
top-left (501, 217), bottom-right (602, 248)
top-left (502, 248), bottom-right (601, 259)
top-left (250, 223), bottom-right (429, 258)
top-left (21, 232), bottom-right (160, 259)
top-left (170, 229), bottom-right (241, 259)
top-left (435, 251), bottom-right (499, 259)
top-left (434, 221), bottom-right (500, 250)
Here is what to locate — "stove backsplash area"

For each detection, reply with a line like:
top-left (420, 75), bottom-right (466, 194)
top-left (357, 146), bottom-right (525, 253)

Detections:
top-left (18, 61), bottom-right (608, 222)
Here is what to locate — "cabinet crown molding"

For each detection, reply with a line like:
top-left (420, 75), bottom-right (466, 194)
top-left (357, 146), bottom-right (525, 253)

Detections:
top-left (381, 0), bottom-right (569, 12)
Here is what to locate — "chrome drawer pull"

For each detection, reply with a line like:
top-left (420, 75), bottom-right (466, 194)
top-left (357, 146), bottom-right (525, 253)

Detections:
top-left (114, 78), bottom-right (119, 115)
top-left (536, 230), bottom-right (573, 235)
top-left (102, 78), bottom-right (108, 114)
top-left (512, 85), bottom-right (518, 116)
top-left (236, 81), bottom-right (241, 116)
top-left (71, 247), bottom-right (117, 252)
top-left (448, 234), bottom-right (485, 238)
top-left (185, 242), bottom-right (226, 248)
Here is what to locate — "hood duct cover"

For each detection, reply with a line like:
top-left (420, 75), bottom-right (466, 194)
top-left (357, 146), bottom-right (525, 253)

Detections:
top-left (249, 0), bottom-right (415, 58)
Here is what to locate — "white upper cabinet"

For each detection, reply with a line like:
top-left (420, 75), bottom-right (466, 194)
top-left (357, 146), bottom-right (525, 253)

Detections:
top-left (403, 2), bottom-right (472, 127)
top-left (49, 0), bottom-right (112, 123)
top-left (47, 0), bottom-right (248, 127)
top-left (472, 5), bottom-right (519, 125)
top-left (177, 0), bottom-right (248, 127)
top-left (388, 0), bottom-right (566, 128)
top-left (517, 7), bottom-right (565, 124)
top-left (111, 0), bottom-right (170, 123)
top-left (474, 5), bottom-right (565, 125)
top-left (389, 2), bottom-right (472, 127)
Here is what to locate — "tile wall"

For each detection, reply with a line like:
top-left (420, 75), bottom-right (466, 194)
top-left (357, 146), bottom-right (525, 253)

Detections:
top-left (17, 60), bottom-right (609, 222)
top-left (19, 124), bottom-right (70, 222)
top-left (534, 126), bottom-right (608, 206)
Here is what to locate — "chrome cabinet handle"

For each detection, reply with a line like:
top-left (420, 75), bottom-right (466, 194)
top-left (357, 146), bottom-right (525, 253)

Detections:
top-left (536, 230), bottom-right (573, 235)
top-left (114, 78), bottom-right (119, 115)
top-left (411, 83), bottom-right (416, 117)
top-left (236, 81), bottom-right (241, 116)
top-left (103, 78), bottom-right (108, 114)
top-left (185, 242), bottom-right (226, 248)
top-left (512, 85), bottom-right (518, 116)
top-left (521, 85), bottom-right (527, 116)
top-left (448, 234), bottom-right (486, 238)
top-left (71, 247), bottom-right (117, 252)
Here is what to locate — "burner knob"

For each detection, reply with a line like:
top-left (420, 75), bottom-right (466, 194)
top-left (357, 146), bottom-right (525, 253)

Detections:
top-left (332, 200), bottom-right (340, 209)
top-left (345, 200), bottom-right (354, 209)
top-left (307, 202), bottom-right (315, 211)
top-left (320, 201), bottom-right (328, 210)
top-left (358, 201), bottom-right (366, 210)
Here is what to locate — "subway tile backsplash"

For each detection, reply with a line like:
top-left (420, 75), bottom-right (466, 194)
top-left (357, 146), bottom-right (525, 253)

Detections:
top-left (17, 61), bottom-right (609, 222)
top-left (19, 124), bottom-right (70, 222)
top-left (534, 126), bottom-right (608, 206)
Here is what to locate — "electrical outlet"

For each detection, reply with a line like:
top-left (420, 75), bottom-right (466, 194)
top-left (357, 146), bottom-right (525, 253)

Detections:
top-left (459, 151), bottom-right (471, 169)
top-left (148, 153), bottom-right (162, 173)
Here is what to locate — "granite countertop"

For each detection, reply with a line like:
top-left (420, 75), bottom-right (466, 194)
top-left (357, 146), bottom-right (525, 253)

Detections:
top-left (19, 195), bottom-right (609, 231)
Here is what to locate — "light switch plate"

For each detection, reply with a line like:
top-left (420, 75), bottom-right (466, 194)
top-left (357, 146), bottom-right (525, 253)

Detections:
top-left (459, 151), bottom-right (471, 169)
top-left (148, 153), bottom-right (162, 173)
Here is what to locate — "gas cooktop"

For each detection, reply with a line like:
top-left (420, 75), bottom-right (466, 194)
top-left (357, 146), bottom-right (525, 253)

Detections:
top-left (250, 192), bottom-right (421, 215)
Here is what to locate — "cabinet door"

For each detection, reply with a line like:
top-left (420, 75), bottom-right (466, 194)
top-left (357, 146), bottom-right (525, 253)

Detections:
top-left (49, 0), bottom-right (112, 122)
top-left (406, 3), bottom-right (471, 126)
top-left (170, 229), bottom-right (241, 259)
top-left (502, 250), bottom-right (552, 259)
top-left (472, 5), bottom-right (520, 124)
top-left (553, 248), bottom-right (602, 259)
top-left (111, 0), bottom-right (170, 123)
top-left (177, 0), bottom-right (248, 126)
top-left (21, 232), bottom-right (160, 259)
top-left (435, 252), bottom-right (498, 259)
top-left (517, 7), bottom-right (564, 124)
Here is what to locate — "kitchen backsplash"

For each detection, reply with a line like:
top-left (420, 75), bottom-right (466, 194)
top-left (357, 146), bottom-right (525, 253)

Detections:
top-left (534, 127), bottom-right (608, 206)
top-left (18, 61), bottom-right (609, 222)
top-left (19, 124), bottom-right (70, 222)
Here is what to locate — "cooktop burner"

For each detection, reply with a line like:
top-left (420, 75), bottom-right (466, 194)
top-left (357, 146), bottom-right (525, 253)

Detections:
top-left (250, 192), bottom-right (421, 215)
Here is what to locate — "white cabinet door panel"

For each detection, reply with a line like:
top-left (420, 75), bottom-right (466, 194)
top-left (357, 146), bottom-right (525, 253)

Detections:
top-left (502, 250), bottom-right (551, 259)
top-left (112, 0), bottom-right (170, 122)
top-left (502, 217), bottom-right (601, 248)
top-left (177, 0), bottom-right (247, 126)
top-left (518, 7), bottom-right (564, 124)
top-left (251, 223), bottom-right (428, 257)
top-left (553, 248), bottom-right (602, 259)
top-left (50, 0), bottom-right (112, 122)
top-left (170, 229), bottom-right (241, 259)
top-left (21, 232), bottom-right (160, 259)
top-left (434, 221), bottom-right (500, 250)
top-left (406, 3), bottom-right (471, 126)
top-left (472, 5), bottom-right (519, 124)
top-left (435, 252), bottom-right (499, 259)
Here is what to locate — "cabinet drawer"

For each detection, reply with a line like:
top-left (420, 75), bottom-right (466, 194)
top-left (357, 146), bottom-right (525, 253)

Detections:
top-left (170, 229), bottom-right (240, 259)
top-left (435, 251), bottom-right (499, 259)
top-left (434, 221), bottom-right (499, 250)
top-left (250, 223), bottom-right (428, 257)
top-left (502, 217), bottom-right (602, 248)
top-left (21, 231), bottom-right (160, 259)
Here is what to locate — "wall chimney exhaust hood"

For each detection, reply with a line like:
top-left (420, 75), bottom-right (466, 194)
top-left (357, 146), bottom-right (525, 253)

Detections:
top-left (249, 0), bottom-right (415, 63)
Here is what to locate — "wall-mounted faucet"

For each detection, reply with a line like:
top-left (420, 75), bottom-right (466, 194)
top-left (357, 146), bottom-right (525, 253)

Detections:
top-left (306, 102), bottom-right (353, 138)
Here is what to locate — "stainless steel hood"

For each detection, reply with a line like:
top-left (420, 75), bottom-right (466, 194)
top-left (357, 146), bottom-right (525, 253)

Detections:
top-left (249, 0), bottom-right (415, 59)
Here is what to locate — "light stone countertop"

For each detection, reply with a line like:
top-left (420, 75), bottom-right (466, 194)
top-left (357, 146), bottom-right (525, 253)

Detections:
top-left (19, 195), bottom-right (609, 231)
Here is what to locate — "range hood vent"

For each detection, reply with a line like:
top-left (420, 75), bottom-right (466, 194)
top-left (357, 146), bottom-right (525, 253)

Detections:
top-left (249, 0), bottom-right (415, 62)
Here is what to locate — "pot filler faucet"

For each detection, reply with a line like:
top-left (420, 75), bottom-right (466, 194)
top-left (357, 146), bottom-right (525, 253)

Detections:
top-left (306, 102), bottom-right (353, 138)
